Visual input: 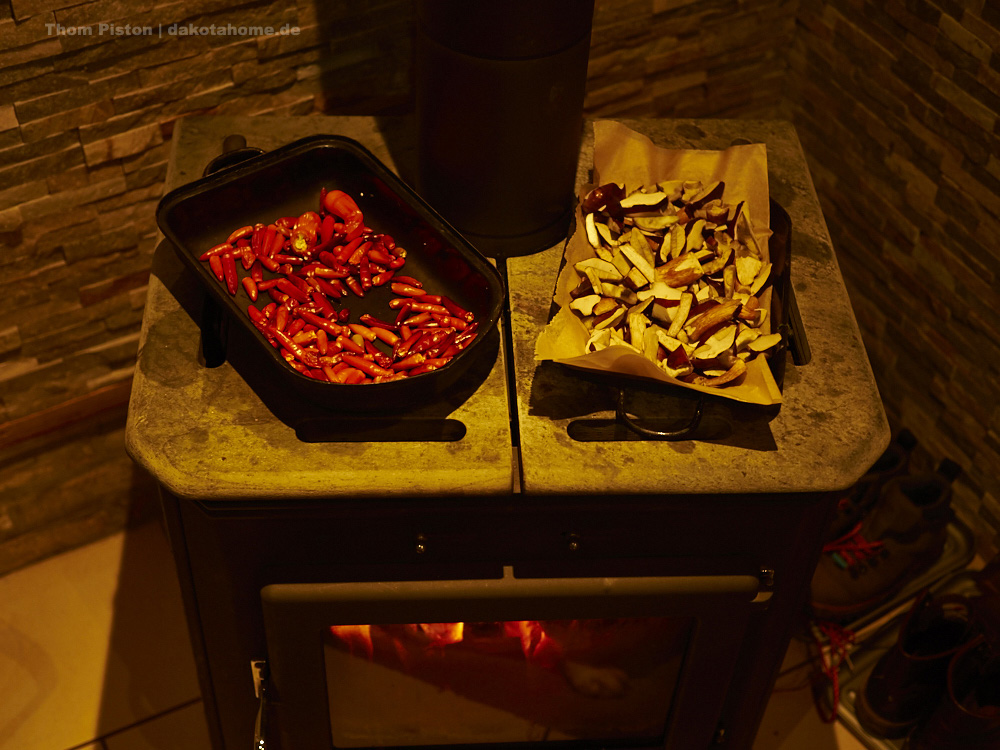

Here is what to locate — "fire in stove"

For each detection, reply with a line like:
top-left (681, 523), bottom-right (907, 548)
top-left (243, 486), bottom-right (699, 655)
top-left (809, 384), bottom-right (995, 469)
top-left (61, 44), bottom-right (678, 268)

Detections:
top-left (325, 618), bottom-right (693, 746)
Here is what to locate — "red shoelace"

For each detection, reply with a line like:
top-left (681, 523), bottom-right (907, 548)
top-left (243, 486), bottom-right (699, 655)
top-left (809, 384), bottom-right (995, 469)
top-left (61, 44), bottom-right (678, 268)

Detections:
top-left (823, 521), bottom-right (885, 570)
top-left (810, 620), bottom-right (857, 723)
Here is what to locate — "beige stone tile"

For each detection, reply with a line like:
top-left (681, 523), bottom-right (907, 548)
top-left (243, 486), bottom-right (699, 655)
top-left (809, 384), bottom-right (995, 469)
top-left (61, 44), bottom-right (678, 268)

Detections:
top-left (0, 520), bottom-right (199, 750)
top-left (103, 701), bottom-right (211, 750)
top-left (754, 638), bottom-right (869, 750)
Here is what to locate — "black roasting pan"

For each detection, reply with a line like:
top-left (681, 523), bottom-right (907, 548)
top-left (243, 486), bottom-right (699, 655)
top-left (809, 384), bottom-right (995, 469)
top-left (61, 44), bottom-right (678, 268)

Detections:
top-left (156, 135), bottom-right (506, 413)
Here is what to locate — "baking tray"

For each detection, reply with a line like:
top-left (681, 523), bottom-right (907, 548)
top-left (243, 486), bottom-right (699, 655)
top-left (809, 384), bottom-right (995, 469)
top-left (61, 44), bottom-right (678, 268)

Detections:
top-left (156, 135), bottom-right (506, 413)
top-left (566, 198), bottom-right (807, 440)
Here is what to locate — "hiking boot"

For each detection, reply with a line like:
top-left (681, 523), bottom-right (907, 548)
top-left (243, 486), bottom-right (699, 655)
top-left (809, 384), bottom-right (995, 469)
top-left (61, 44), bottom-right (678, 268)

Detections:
top-left (827, 428), bottom-right (918, 542)
top-left (810, 459), bottom-right (960, 622)
top-left (854, 590), bottom-right (979, 738)
top-left (905, 637), bottom-right (1000, 750)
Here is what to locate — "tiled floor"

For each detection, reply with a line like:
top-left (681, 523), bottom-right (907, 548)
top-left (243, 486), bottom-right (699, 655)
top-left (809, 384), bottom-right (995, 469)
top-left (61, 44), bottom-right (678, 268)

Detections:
top-left (0, 518), bottom-right (869, 750)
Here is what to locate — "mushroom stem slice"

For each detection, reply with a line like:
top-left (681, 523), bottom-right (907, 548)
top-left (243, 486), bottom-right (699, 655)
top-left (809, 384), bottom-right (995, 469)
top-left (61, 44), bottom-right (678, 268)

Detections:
top-left (689, 358), bottom-right (747, 386)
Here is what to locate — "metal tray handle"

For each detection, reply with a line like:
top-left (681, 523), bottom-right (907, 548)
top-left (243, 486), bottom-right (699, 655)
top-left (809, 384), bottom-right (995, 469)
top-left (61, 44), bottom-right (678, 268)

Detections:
top-left (615, 388), bottom-right (705, 440)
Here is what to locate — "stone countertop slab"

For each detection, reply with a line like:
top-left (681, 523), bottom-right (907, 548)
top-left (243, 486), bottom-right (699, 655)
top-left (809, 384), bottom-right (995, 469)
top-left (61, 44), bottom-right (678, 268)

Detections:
top-left (126, 116), bottom-right (514, 502)
top-left (509, 118), bottom-right (889, 496)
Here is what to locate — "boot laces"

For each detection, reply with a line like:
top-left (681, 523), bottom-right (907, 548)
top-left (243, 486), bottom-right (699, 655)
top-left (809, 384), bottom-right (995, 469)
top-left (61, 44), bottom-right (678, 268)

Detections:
top-left (823, 521), bottom-right (885, 572)
top-left (810, 620), bottom-right (857, 723)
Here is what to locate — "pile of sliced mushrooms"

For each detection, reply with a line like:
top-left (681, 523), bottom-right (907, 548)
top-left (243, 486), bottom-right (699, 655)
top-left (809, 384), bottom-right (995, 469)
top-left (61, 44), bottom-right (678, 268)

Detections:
top-left (569, 179), bottom-right (782, 387)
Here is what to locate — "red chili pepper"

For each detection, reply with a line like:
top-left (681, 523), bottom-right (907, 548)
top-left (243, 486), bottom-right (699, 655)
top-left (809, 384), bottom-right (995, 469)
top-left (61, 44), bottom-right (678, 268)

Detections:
top-left (222, 253), bottom-right (239, 295)
top-left (209, 254), bottom-right (225, 281)
top-left (276, 278), bottom-right (309, 303)
top-left (274, 305), bottom-right (290, 332)
top-left (367, 247), bottom-right (394, 266)
top-left (226, 225), bottom-right (254, 244)
top-left (199, 243), bottom-right (232, 260)
top-left (359, 255), bottom-right (372, 290)
top-left (431, 313), bottom-right (468, 330)
top-left (340, 367), bottom-right (368, 384)
top-left (241, 276), bottom-right (259, 301)
top-left (402, 311), bottom-right (432, 327)
top-left (440, 295), bottom-right (475, 322)
top-left (371, 269), bottom-right (395, 286)
top-left (393, 330), bottom-right (423, 359)
top-left (426, 331), bottom-right (458, 358)
top-left (292, 329), bottom-right (316, 345)
top-left (454, 330), bottom-right (478, 349)
top-left (358, 313), bottom-right (397, 331)
top-left (344, 275), bottom-right (364, 297)
top-left (348, 323), bottom-right (377, 342)
top-left (407, 301), bottom-right (449, 315)
top-left (363, 340), bottom-right (393, 369)
top-left (311, 265), bottom-right (350, 280)
top-left (391, 352), bottom-right (426, 371)
top-left (342, 353), bottom-right (392, 379)
top-left (322, 190), bottom-right (363, 232)
top-left (393, 301), bottom-right (412, 325)
top-left (317, 251), bottom-right (350, 274)
top-left (335, 334), bottom-right (365, 355)
top-left (266, 229), bottom-right (285, 258)
top-left (272, 328), bottom-right (319, 369)
top-left (316, 328), bottom-right (328, 355)
top-left (393, 275), bottom-right (422, 288)
top-left (297, 310), bottom-right (344, 337)
top-left (371, 326), bottom-right (399, 347)
top-left (320, 214), bottom-right (337, 244)
top-left (347, 241), bottom-right (370, 267)
top-left (408, 360), bottom-right (447, 376)
top-left (390, 282), bottom-right (425, 297)
top-left (413, 328), bottom-right (453, 353)
top-left (309, 290), bottom-right (336, 318)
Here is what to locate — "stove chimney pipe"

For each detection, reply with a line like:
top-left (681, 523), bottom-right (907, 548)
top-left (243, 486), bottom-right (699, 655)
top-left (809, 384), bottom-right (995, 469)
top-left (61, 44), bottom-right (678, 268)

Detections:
top-left (414, 0), bottom-right (595, 257)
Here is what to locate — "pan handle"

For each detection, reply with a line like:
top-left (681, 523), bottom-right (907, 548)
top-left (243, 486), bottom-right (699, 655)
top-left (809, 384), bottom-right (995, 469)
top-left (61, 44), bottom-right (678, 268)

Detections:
top-left (203, 134), bottom-right (266, 177)
top-left (615, 388), bottom-right (704, 440)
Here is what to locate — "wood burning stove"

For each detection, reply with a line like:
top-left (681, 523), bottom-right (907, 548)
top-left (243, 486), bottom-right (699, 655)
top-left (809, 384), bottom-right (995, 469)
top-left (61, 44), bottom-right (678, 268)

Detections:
top-left (126, 116), bottom-right (889, 750)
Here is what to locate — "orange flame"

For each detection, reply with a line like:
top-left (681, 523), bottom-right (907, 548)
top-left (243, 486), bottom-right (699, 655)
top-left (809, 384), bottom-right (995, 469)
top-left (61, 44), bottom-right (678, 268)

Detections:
top-left (329, 624), bottom-right (373, 659)
top-left (330, 621), bottom-right (560, 662)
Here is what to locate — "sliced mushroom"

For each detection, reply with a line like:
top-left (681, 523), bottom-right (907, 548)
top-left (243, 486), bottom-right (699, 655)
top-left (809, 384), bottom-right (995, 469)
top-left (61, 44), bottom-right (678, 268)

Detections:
top-left (688, 358), bottom-right (747, 386)
top-left (666, 292), bottom-right (693, 338)
top-left (656, 254), bottom-right (704, 287)
top-left (684, 298), bottom-right (741, 342)
top-left (569, 294), bottom-right (603, 316)
top-left (575, 257), bottom-right (622, 282)
top-left (620, 244), bottom-right (657, 285)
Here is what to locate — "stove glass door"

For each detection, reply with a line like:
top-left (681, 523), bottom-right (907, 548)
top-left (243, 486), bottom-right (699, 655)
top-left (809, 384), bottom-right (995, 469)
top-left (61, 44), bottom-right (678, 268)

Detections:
top-left (324, 616), bottom-right (693, 746)
top-left (262, 569), bottom-right (761, 750)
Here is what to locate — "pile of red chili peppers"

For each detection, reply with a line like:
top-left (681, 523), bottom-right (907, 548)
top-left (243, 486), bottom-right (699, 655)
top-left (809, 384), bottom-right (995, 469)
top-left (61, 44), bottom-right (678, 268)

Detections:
top-left (198, 188), bottom-right (478, 384)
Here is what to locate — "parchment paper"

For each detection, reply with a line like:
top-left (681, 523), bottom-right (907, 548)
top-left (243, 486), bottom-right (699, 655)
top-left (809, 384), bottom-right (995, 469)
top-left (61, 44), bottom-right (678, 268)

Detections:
top-left (535, 120), bottom-right (783, 405)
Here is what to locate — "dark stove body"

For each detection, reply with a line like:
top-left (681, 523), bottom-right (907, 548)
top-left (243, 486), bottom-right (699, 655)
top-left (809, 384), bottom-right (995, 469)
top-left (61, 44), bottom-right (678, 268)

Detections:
top-left (128, 116), bottom-right (889, 750)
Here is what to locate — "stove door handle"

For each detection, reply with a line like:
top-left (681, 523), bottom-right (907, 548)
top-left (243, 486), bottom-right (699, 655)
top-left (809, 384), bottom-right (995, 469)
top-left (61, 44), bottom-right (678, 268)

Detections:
top-left (252, 660), bottom-right (269, 750)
